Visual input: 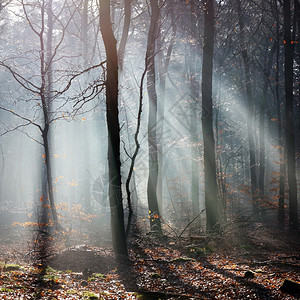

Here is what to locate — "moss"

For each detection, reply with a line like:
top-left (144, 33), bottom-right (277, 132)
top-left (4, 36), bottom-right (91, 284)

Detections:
top-left (45, 266), bottom-right (57, 274)
top-left (82, 291), bottom-right (99, 299)
top-left (13, 285), bottom-right (27, 289)
top-left (66, 289), bottom-right (77, 294)
top-left (0, 287), bottom-right (14, 292)
top-left (44, 274), bottom-right (58, 281)
top-left (150, 272), bottom-right (161, 279)
top-left (134, 292), bottom-right (163, 300)
top-left (170, 257), bottom-right (194, 263)
top-left (241, 244), bottom-right (253, 251)
top-left (88, 273), bottom-right (105, 281)
top-left (205, 244), bottom-right (214, 253)
top-left (3, 264), bottom-right (23, 271)
top-left (188, 247), bottom-right (208, 258)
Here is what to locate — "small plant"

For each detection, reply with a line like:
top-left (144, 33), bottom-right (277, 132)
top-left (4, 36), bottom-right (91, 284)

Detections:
top-left (188, 245), bottom-right (213, 258)
top-left (66, 289), bottom-right (77, 294)
top-left (46, 266), bottom-right (57, 274)
top-left (88, 273), bottom-right (105, 281)
top-left (82, 291), bottom-right (99, 299)
top-left (44, 274), bottom-right (58, 282)
top-left (0, 287), bottom-right (14, 292)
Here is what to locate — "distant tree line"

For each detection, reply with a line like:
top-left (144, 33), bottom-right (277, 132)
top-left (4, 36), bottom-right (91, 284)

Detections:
top-left (0, 0), bottom-right (298, 255)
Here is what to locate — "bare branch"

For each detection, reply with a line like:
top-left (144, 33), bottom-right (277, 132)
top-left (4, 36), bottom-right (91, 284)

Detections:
top-left (0, 105), bottom-right (43, 132)
top-left (55, 61), bottom-right (106, 97)
top-left (0, 62), bottom-right (40, 93)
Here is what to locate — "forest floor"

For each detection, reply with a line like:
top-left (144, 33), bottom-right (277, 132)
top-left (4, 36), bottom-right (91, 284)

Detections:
top-left (0, 217), bottom-right (299, 299)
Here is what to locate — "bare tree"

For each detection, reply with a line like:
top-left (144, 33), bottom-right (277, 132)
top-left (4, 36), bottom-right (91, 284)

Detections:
top-left (283, 0), bottom-right (298, 231)
top-left (236, 0), bottom-right (259, 217)
top-left (118, 0), bottom-right (131, 70)
top-left (146, 0), bottom-right (162, 235)
top-left (0, 0), bottom-right (104, 230)
top-left (99, 0), bottom-right (128, 255)
top-left (201, 0), bottom-right (220, 231)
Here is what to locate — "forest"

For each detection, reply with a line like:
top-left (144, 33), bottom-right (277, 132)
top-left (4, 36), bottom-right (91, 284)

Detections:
top-left (0, 0), bottom-right (299, 299)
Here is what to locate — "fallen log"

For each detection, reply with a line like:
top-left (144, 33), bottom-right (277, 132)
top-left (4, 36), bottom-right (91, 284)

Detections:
top-left (280, 279), bottom-right (300, 294)
top-left (137, 290), bottom-right (193, 299)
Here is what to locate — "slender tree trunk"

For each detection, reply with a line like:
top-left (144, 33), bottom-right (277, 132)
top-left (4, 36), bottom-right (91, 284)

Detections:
top-left (189, 0), bottom-right (200, 219)
top-left (146, 0), bottom-right (162, 234)
top-left (46, 0), bottom-right (53, 103)
top-left (118, 0), bottom-right (131, 70)
top-left (81, 0), bottom-right (91, 212)
top-left (283, 0), bottom-right (298, 231)
top-left (215, 64), bottom-right (226, 214)
top-left (201, 0), bottom-right (220, 231)
top-left (42, 126), bottom-right (58, 226)
top-left (156, 29), bottom-right (165, 215)
top-left (157, 6), bottom-right (176, 215)
top-left (125, 67), bottom-right (147, 238)
top-left (39, 0), bottom-right (59, 229)
top-left (258, 42), bottom-right (276, 209)
top-left (272, 0), bottom-right (286, 225)
top-left (100, 0), bottom-right (128, 255)
top-left (237, 0), bottom-right (258, 217)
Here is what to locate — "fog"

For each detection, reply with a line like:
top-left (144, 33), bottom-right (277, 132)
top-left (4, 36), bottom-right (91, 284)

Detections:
top-left (0, 0), bottom-right (298, 251)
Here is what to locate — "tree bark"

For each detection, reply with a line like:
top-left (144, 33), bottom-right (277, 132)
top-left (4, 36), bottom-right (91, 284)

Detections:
top-left (100, 0), bottom-right (128, 255)
top-left (81, 0), bottom-right (91, 213)
top-left (283, 0), bottom-right (298, 231)
top-left (201, 0), bottom-right (220, 231)
top-left (118, 0), bottom-right (131, 70)
top-left (156, 4), bottom-right (176, 216)
top-left (40, 0), bottom-right (59, 229)
top-left (258, 41), bottom-right (276, 207)
top-left (272, 0), bottom-right (286, 225)
top-left (237, 0), bottom-right (258, 217)
top-left (146, 0), bottom-right (162, 234)
top-left (189, 0), bottom-right (200, 219)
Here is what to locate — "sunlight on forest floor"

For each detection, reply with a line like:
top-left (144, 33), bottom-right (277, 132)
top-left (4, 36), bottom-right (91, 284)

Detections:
top-left (0, 217), bottom-right (299, 299)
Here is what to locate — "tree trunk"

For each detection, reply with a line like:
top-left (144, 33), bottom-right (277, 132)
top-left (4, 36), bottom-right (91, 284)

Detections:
top-left (42, 126), bottom-right (58, 226)
top-left (41, 0), bottom-right (59, 229)
top-left (272, 0), bottom-right (286, 225)
top-left (237, 0), bottom-right (258, 217)
top-left (118, 0), bottom-right (131, 70)
top-left (125, 67), bottom-right (147, 238)
top-left (258, 41), bottom-right (276, 210)
top-left (100, 0), bottom-right (128, 255)
top-left (157, 5), bottom-right (176, 216)
top-left (146, 0), bottom-right (162, 234)
top-left (189, 0), bottom-right (200, 219)
top-left (283, 0), bottom-right (298, 231)
top-left (81, 0), bottom-right (91, 213)
top-left (201, 0), bottom-right (220, 231)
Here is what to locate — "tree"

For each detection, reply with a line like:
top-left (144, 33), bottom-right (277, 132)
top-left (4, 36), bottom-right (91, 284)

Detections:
top-left (118, 0), bottom-right (131, 70)
top-left (283, 0), bottom-right (298, 231)
top-left (146, 0), bottom-right (162, 235)
top-left (99, 0), bottom-right (128, 254)
top-left (81, 0), bottom-right (92, 213)
top-left (201, 0), bottom-right (220, 230)
top-left (156, 2), bottom-right (176, 215)
top-left (0, 0), bottom-right (104, 230)
top-left (236, 0), bottom-right (259, 217)
top-left (258, 2), bottom-right (276, 211)
top-left (0, 0), bottom-right (61, 229)
top-left (188, 0), bottom-right (201, 220)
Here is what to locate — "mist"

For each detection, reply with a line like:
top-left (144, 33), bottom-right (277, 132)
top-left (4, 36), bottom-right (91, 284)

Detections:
top-left (0, 0), bottom-right (299, 299)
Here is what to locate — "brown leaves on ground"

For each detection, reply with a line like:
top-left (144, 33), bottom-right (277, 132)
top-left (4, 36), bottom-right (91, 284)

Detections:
top-left (0, 224), bottom-right (299, 299)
